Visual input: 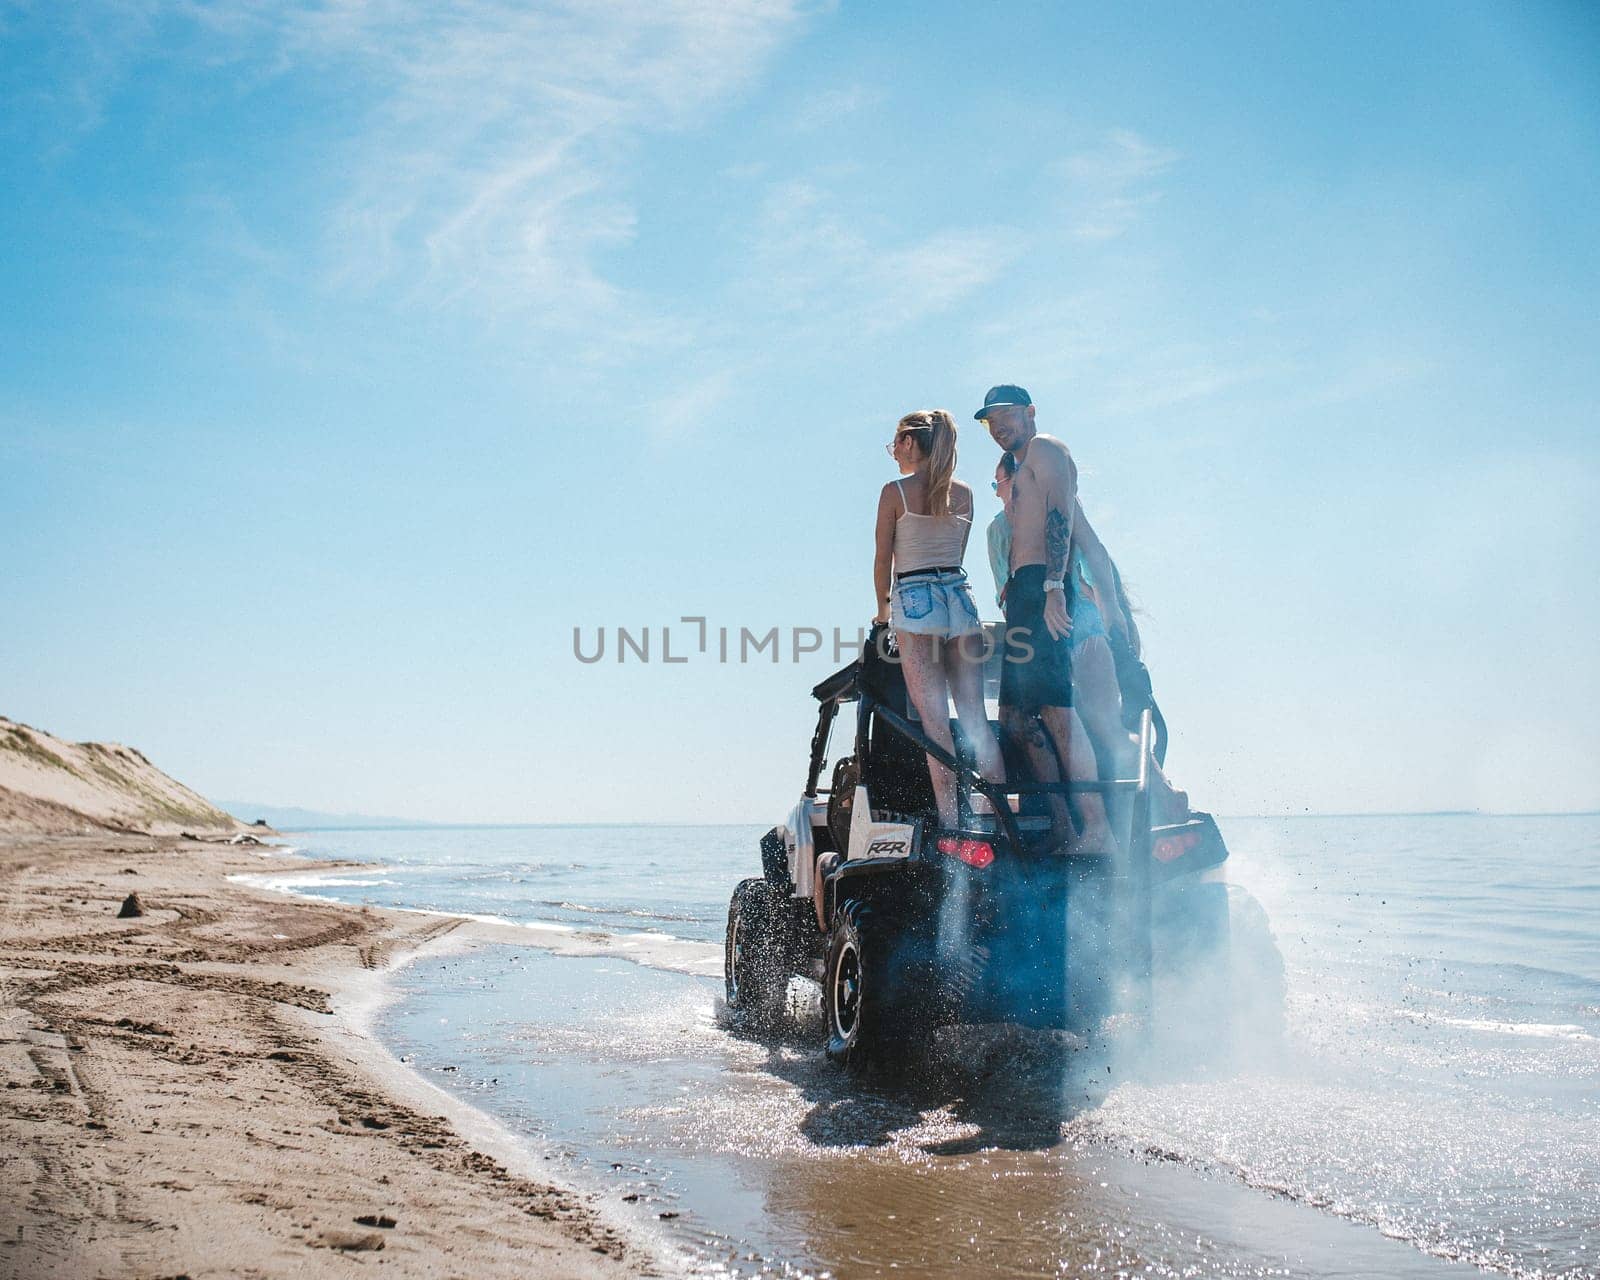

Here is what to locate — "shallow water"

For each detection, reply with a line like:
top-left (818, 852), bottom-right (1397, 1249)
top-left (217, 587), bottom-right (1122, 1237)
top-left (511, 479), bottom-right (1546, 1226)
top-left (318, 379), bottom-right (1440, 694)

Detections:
top-left (274, 816), bottom-right (1600, 1278)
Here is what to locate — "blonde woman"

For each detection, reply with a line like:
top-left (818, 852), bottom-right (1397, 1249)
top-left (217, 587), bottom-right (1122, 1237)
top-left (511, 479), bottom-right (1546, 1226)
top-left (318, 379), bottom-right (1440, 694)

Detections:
top-left (873, 410), bottom-right (1006, 828)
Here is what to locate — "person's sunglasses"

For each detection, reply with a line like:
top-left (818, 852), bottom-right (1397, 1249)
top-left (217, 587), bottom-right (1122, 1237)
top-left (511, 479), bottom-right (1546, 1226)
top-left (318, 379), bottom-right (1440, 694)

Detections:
top-left (884, 432), bottom-right (916, 457)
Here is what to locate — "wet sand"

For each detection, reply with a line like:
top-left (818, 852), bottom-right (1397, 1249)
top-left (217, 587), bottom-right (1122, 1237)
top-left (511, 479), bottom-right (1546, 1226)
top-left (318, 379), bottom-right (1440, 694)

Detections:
top-left (0, 833), bottom-right (657, 1279)
top-left (382, 945), bottom-right (1478, 1279)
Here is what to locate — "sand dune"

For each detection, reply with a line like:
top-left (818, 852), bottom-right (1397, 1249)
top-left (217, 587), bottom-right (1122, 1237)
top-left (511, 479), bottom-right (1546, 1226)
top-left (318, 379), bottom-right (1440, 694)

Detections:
top-left (0, 716), bottom-right (245, 836)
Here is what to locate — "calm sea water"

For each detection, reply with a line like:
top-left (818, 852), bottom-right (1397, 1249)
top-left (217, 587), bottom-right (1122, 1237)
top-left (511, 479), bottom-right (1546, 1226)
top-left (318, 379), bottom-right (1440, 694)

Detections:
top-left (261, 816), bottom-right (1600, 1278)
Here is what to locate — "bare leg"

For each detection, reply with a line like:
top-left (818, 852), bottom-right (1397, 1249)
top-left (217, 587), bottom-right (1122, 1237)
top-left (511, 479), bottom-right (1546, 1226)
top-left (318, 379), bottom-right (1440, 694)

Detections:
top-left (1039, 703), bottom-right (1117, 854)
top-left (1152, 772), bottom-right (1190, 825)
top-left (1071, 635), bottom-right (1136, 836)
top-left (898, 631), bottom-right (959, 828)
top-left (1075, 635), bottom-right (1188, 825)
top-left (1000, 704), bottom-right (1073, 836)
top-left (1071, 636), bottom-right (1136, 779)
top-left (813, 851), bottom-right (839, 932)
top-left (944, 633), bottom-right (1005, 786)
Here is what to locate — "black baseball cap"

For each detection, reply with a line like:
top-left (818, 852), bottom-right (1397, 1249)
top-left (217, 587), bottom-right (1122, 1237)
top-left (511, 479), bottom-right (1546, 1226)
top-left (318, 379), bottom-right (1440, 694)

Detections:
top-left (974, 384), bottom-right (1032, 421)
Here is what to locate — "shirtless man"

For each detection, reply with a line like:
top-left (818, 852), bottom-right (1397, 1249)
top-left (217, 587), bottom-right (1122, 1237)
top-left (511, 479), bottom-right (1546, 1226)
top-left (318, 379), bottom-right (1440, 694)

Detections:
top-left (975, 384), bottom-right (1116, 854)
top-left (992, 470), bottom-right (1190, 829)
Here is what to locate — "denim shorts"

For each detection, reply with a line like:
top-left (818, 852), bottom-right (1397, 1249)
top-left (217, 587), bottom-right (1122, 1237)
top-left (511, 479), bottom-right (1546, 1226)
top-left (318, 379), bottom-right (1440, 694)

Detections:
top-left (891, 569), bottom-right (983, 639)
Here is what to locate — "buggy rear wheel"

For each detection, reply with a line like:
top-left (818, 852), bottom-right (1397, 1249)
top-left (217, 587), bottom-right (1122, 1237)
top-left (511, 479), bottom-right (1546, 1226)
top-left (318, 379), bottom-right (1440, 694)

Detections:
top-left (725, 878), bottom-right (794, 1029)
top-left (825, 896), bottom-right (955, 1074)
top-left (825, 898), bottom-right (915, 1073)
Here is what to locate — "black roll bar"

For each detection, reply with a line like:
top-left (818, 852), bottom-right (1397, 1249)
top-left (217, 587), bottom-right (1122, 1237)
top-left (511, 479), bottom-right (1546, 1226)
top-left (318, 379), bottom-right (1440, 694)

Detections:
top-left (803, 698), bottom-right (839, 797)
top-left (862, 696), bottom-right (1153, 856)
top-left (864, 696), bottom-right (1027, 851)
top-left (1124, 708), bottom-right (1156, 1026)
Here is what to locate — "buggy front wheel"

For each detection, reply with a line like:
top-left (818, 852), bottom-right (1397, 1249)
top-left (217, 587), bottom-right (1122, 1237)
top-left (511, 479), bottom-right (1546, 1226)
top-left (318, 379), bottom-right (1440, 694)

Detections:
top-left (725, 878), bottom-right (794, 1029)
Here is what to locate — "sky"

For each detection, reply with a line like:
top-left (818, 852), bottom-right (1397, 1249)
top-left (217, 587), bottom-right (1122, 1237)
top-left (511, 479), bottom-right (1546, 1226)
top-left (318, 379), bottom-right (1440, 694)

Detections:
top-left (3, 0), bottom-right (1598, 823)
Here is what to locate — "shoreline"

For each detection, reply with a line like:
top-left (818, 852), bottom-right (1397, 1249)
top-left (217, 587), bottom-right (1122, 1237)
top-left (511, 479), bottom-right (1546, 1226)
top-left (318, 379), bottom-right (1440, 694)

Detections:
top-left (0, 832), bottom-right (670, 1279)
top-left (236, 864), bottom-right (725, 979)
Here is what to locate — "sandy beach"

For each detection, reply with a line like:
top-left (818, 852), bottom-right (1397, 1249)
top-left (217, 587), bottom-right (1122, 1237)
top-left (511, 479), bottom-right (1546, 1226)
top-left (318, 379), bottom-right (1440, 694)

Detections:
top-left (2, 716), bottom-right (1594, 1277)
top-left (0, 832), bottom-right (657, 1280)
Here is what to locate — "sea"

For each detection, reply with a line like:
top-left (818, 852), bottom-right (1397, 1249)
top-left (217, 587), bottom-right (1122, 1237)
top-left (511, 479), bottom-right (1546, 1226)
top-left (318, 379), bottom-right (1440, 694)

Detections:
top-left (249, 815), bottom-right (1600, 1279)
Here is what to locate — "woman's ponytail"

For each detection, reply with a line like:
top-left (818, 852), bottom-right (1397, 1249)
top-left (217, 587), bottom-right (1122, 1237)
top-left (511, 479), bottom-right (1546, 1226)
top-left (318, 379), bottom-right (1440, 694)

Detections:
top-left (898, 409), bottom-right (958, 517)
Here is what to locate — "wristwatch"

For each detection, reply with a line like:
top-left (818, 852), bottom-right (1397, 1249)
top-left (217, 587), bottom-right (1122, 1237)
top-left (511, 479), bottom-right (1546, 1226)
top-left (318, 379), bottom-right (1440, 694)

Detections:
top-left (1043, 578), bottom-right (1065, 593)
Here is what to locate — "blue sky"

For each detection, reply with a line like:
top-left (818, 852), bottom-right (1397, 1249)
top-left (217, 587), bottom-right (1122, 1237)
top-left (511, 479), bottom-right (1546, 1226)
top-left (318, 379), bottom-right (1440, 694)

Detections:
top-left (3, 1), bottom-right (1597, 821)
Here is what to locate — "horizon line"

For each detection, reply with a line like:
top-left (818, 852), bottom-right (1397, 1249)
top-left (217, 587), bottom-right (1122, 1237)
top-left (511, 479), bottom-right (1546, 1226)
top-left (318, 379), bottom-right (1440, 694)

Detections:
top-left (255, 809), bottom-right (1600, 833)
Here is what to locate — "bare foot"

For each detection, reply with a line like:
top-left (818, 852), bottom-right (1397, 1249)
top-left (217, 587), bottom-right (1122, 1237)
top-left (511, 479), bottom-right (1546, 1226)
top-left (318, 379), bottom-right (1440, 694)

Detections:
top-left (1058, 824), bottom-right (1119, 857)
top-left (1154, 780), bottom-right (1190, 825)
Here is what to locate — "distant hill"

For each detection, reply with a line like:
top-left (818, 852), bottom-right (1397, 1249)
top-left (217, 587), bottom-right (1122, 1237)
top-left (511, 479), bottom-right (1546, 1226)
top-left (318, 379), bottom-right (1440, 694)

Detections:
top-left (0, 716), bottom-right (247, 836)
top-left (218, 802), bottom-right (425, 831)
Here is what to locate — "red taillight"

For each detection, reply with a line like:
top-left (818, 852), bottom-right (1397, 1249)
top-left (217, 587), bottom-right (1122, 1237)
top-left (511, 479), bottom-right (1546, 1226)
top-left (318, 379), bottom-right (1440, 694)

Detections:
top-left (937, 836), bottom-right (995, 869)
top-left (1153, 830), bottom-right (1201, 863)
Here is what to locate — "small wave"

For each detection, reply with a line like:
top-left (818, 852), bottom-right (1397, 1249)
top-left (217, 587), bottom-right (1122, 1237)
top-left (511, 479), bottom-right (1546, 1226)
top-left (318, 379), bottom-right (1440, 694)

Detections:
top-left (249, 876), bottom-right (721, 979)
top-left (1408, 956), bottom-right (1600, 996)
top-left (441, 911), bottom-right (720, 978)
top-left (232, 872), bottom-right (395, 892)
top-left (1399, 1011), bottom-right (1598, 1041)
top-left (542, 900), bottom-right (704, 924)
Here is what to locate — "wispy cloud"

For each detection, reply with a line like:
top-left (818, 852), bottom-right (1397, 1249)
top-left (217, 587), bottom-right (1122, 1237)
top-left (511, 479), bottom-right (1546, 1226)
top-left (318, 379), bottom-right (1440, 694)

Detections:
top-left (738, 127), bottom-right (1175, 342)
top-left (791, 84), bottom-right (885, 132)
top-left (750, 177), bottom-right (867, 306)
top-left (1053, 128), bottom-right (1178, 240)
top-left (881, 230), bottom-right (1017, 313)
top-left (967, 293), bottom-right (1277, 427)
top-left (748, 177), bottom-right (1020, 333)
top-left (12, 0), bottom-right (811, 335)
top-left (965, 292), bottom-right (1121, 393)
top-left (297, 0), bottom-right (811, 326)
top-left (644, 369), bottom-right (736, 443)
top-left (1097, 350), bottom-right (1268, 416)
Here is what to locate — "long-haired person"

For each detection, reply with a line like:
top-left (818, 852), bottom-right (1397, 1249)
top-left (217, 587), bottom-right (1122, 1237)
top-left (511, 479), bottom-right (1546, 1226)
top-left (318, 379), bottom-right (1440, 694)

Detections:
top-left (873, 410), bottom-right (1006, 829)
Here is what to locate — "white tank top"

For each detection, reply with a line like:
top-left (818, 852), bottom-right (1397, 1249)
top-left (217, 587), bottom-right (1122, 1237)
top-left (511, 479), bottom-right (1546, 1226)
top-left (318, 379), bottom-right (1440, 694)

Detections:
top-left (893, 479), bottom-right (971, 572)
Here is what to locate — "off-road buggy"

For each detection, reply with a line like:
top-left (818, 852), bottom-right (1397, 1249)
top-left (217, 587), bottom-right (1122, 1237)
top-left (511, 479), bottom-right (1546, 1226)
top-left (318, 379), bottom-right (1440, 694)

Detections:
top-left (724, 624), bottom-right (1277, 1073)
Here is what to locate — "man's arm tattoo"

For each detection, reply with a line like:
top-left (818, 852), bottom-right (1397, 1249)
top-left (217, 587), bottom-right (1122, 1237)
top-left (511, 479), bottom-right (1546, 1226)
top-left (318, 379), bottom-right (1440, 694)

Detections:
top-left (1045, 506), bottom-right (1072, 580)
